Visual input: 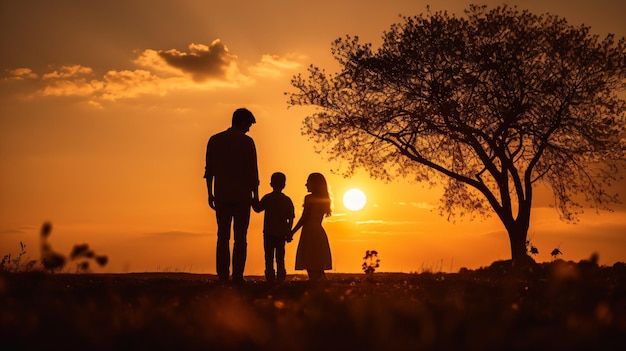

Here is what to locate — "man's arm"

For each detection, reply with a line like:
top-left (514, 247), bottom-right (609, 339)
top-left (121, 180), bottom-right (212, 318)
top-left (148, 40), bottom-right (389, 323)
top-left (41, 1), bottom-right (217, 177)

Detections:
top-left (250, 138), bottom-right (259, 202)
top-left (205, 139), bottom-right (216, 210)
top-left (252, 186), bottom-right (259, 202)
top-left (206, 176), bottom-right (216, 210)
top-left (252, 195), bottom-right (263, 213)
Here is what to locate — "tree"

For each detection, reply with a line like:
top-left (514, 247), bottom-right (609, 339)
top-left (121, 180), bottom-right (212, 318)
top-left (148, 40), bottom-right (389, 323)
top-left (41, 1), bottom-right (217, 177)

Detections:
top-left (287, 5), bottom-right (626, 266)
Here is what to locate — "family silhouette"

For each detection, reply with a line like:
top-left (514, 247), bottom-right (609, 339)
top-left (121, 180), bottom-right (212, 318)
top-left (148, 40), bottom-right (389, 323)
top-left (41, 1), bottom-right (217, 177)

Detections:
top-left (204, 108), bottom-right (333, 283)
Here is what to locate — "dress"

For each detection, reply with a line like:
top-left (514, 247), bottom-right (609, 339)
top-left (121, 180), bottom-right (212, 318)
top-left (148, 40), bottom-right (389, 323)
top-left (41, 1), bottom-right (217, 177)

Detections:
top-left (295, 195), bottom-right (332, 270)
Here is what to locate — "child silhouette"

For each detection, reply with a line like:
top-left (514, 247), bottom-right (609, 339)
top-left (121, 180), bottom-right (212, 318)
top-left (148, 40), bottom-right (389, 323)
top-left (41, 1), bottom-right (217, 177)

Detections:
top-left (289, 172), bottom-right (333, 281)
top-left (253, 172), bottom-right (295, 283)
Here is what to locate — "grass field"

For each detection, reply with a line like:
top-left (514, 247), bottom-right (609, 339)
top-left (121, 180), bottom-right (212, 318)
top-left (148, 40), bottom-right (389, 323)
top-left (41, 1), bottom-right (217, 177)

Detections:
top-left (1, 260), bottom-right (625, 351)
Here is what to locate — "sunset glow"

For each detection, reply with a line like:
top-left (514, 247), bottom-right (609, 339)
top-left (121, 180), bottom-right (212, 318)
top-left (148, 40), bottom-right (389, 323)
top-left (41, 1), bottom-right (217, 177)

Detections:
top-left (343, 189), bottom-right (367, 211)
top-left (1, 0), bottom-right (625, 275)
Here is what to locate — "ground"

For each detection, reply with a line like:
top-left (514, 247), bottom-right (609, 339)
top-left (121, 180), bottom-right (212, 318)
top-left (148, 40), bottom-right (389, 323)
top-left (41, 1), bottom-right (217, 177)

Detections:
top-left (1, 260), bottom-right (625, 351)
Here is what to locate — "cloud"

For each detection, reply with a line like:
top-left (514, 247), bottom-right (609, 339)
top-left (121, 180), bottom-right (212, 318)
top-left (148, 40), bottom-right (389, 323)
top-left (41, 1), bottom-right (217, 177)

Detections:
top-left (248, 54), bottom-right (302, 78)
top-left (155, 40), bottom-right (240, 82)
top-left (0, 229), bottom-right (27, 235)
top-left (2, 39), bottom-right (305, 106)
top-left (356, 220), bottom-right (384, 225)
top-left (133, 49), bottom-right (185, 76)
top-left (33, 62), bottom-right (236, 103)
top-left (393, 201), bottom-right (435, 209)
top-left (356, 219), bottom-right (421, 227)
top-left (40, 66), bottom-right (103, 98)
top-left (100, 69), bottom-right (164, 100)
top-left (42, 65), bottom-right (94, 79)
top-left (5, 68), bottom-right (38, 80)
top-left (358, 229), bottom-right (427, 236)
top-left (325, 212), bottom-right (346, 222)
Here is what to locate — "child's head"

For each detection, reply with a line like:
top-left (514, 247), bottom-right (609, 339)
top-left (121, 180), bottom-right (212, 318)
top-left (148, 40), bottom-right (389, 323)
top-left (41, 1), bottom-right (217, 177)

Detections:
top-left (270, 172), bottom-right (286, 190)
top-left (306, 172), bottom-right (332, 215)
top-left (306, 173), bottom-right (329, 196)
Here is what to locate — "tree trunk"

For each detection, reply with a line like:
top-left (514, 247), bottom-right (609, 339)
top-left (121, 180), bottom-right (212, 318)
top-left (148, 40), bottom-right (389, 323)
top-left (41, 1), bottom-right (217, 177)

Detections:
top-left (506, 221), bottom-right (535, 269)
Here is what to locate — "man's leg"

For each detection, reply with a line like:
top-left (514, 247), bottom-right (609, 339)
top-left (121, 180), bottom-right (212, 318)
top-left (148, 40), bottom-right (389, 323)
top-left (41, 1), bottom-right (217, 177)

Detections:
top-left (215, 205), bottom-right (233, 282)
top-left (232, 202), bottom-right (251, 281)
top-left (263, 235), bottom-right (275, 282)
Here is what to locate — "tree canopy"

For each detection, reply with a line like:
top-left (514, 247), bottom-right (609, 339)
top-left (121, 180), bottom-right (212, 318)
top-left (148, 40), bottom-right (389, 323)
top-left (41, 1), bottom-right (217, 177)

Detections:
top-left (287, 5), bottom-right (626, 263)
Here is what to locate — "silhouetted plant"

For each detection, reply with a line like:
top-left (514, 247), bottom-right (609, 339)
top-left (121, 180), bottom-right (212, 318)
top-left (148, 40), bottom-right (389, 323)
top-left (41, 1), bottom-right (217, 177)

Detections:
top-left (2, 222), bottom-right (109, 273)
top-left (40, 221), bottom-right (66, 272)
top-left (525, 236), bottom-right (539, 256)
top-left (95, 255), bottom-right (109, 266)
top-left (0, 254), bottom-right (7, 271)
top-left (70, 243), bottom-right (108, 273)
top-left (0, 242), bottom-right (37, 272)
top-left (362, 250), bottom-right (380, 282)
top-left (551, 246), bottom-right (563, 259)
top-left (39, 221), bottom-right (108, 273)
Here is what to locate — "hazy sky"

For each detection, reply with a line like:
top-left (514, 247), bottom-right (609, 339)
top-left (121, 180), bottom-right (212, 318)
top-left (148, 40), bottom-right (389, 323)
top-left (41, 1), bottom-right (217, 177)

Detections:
top-left (1, 0), bottom-right (625, 274)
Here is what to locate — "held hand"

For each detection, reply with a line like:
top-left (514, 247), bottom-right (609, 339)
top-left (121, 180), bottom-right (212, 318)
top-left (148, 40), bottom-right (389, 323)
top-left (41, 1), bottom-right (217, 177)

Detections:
top-left (286, 228), bottom-right (297, 242)
top-left (251, 199), bottom-right (261, 213)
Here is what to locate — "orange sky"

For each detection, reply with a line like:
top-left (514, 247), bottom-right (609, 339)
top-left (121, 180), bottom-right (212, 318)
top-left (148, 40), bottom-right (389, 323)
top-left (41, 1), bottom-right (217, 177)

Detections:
top-left (1, 0), bottom-right (625, 274)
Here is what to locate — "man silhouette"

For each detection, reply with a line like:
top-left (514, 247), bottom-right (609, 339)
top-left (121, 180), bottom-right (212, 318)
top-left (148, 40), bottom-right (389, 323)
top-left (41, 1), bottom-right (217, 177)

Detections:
top-left (204, 108), bottom-right (259, 283)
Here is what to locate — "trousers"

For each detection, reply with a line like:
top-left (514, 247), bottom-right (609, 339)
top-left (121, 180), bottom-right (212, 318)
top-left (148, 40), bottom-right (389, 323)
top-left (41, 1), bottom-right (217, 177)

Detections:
top-left (215, 201), bottom-right (251, 281)
top-left (264, 234), bottom-right (286, 282)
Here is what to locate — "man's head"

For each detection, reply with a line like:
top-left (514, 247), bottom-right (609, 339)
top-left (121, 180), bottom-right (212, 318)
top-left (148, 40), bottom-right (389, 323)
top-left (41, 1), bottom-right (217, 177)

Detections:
top-left (270, 172), bottom-right (286, 190)
top-left (232, 108), bottom-right (256, 133)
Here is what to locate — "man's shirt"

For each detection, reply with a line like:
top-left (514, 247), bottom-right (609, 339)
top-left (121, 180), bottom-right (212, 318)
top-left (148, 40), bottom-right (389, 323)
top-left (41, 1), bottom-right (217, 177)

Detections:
top-left (205, 128), bottom-right (259, 203)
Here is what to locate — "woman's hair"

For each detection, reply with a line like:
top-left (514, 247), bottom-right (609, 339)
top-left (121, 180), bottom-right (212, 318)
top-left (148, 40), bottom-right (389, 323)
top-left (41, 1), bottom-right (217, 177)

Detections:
top-left (307, 172), bottom-right (332, 216)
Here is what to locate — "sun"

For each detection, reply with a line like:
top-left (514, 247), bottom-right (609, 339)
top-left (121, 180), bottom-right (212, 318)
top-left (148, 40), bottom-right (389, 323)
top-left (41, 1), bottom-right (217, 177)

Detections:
top-left (343, 188), bottom-right (367, 211)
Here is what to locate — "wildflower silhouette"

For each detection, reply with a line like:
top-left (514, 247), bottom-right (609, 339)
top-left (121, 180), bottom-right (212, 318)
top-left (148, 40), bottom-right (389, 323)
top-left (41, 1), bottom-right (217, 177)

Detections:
top-left (551, 247), bottom-right (563, 259)
top-left (37, 221), bottom-right (108, 273)
top-left (40, 222), bottom-right (66, 272)
top-left (526, 238), bottom-right (539, 256)
top-left (0, 242), bottom-right (37, 272)
top-left (70, 243), bottom-right (109, 273)
top-left (362, 250), bottom-right (380, 282)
